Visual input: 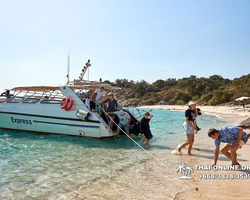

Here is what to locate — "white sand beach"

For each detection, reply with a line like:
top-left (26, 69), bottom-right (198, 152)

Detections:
top-left (139, 104), bottom-right (250, 118)
top-left (135, 105), bottom-right (250, 200)
top-left (63, 105), bottom-right (250, 200)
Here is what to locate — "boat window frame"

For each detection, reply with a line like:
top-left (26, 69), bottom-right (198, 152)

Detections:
top-left (22, 98), bottom-right (41, 104)
top-left (6, 96), bottom-right (25, 103)
top-left (40, 99), bottom-right (61, 104)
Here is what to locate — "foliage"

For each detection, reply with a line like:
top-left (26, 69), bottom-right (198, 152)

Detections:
top-left (113, 74), bottom-right (250, 105)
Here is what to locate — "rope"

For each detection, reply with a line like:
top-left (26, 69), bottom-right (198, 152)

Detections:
top-left (93, 100), bottom-right (117, 140)
top-left (100, 107), bottom-right (212, 200)
top-left (101, 108), bottom-right (166, 165)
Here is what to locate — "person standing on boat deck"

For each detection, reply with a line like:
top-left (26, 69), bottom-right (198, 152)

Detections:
top-left (172, 101), bottom-right (198, 155)
top-left (92, 85), bottom-right (106, 116)
top-left (102, 92), bottom-right (118, 132)
top-left (108, 110), bottom-right (131, 140)
top-left (5, 90), bottom-right (13, 99)
top-left (89, 92), bottom-right (96, 111)
top-left (84, 95), bottom-right (90, 109)
top-left (140, 112), bottom-right (153, 144)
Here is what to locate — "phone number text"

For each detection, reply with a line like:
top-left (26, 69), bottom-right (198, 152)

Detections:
top-left (199, 174), bottom-right (250, 179)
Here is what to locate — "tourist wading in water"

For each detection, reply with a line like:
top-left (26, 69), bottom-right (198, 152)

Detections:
top-left (140, 112), bottom-right (153, 144)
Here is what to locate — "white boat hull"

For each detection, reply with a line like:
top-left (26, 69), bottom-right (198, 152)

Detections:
top-left (0, 112), bottom-right (109, 137)
top-left (0, 86), bottom-right (112, 138)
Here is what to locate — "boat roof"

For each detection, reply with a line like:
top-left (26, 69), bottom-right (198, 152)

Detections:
top-left (10, 86), bottom-right (60, 92)
top-left (9, 82), bottom-right (121, 92)
top-left (67, 81), bottom-right (121, 90)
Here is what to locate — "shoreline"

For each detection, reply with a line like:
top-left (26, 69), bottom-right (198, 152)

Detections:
top-left (138, 104), bottom-right (250, 127)
top-left (138, 104), bottom-right (250, 118)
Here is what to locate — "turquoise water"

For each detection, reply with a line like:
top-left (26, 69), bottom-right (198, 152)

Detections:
top-left (0, 109), bottom-right (229, 199)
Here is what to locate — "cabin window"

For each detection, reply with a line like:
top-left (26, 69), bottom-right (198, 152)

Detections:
top-left (7, 97), bottom-right (24, 103)
top-left (22, 98), bottom-right (40, 104)
top-left (40, 99), bottom-right (61, 104)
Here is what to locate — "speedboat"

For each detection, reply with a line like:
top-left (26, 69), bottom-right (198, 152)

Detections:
top-left (0, 60), bottom-right (141, 138)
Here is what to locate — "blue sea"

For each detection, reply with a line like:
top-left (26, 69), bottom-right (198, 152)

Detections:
top-left (0, 109), bottom-right (232, 199)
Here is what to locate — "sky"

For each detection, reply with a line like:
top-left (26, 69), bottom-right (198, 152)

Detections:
top-left (1, 0), bottom-right (250, 92)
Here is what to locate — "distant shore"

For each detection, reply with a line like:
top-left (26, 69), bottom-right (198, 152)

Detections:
top-left (138, 104), bottom-right (250, 120)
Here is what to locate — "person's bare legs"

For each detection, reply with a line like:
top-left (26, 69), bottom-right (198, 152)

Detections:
top-left (145, 139), bottom-right (150, 144)
top-left (142, 133), bottom-right (146, 143)
top-left (178, 140), bottom-right (189, 150)
top-left (221, 144), bottom-right (241, 166)
top-left (187, 134), bottom-right (194, 155)
top-left (141, 134), bottom-right (150, 144)
top-left (116, 129), bottom-right (120, 139)
top-left (126, 132), bottom-right (130, 140)
top-left (109, 116), bottom-right (115, 131)
top-left (231, 149), bottom-right (238, 166)
top-left (177, 134), bottom-right (194, 154)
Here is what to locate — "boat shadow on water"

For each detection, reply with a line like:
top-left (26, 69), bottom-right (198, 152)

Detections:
top-left (0, 129), bottom-right (170, 150)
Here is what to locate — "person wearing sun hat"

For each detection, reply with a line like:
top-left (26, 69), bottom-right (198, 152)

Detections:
top-left (172, 100), bottom-right (198, 155)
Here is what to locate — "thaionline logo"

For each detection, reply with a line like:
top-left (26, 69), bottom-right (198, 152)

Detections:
top-left (177, 163), bottom-right (193, 179)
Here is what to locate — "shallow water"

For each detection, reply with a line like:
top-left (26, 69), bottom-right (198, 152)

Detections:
top-left (0, 109), bottom-right (231, 199)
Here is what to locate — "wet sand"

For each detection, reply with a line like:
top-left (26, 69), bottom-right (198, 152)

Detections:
top-left (138, 105), bottom-right (250, 200)
top-left (73, 105), bottom-right (250, 200)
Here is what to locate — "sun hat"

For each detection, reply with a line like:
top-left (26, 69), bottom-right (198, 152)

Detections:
top-left (119, 110), bottom-right (124, 115)
top-left (188, 101), bottom-right (196, 106)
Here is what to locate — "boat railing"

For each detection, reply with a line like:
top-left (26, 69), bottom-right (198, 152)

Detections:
top-left (8, 87), bottom-right (65, 100)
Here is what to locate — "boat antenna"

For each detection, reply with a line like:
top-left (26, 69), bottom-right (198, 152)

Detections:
top-left (66, 50), bottom-right (71, 84)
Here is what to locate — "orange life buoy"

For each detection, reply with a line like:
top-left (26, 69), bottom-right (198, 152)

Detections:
top-left (60, 97), bottom-right (68, 109)
top-left (64, 99), bottom-right (73, 111)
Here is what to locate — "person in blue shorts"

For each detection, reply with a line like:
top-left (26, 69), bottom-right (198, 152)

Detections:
top-left (208, 126), bottom-right (249, 166)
